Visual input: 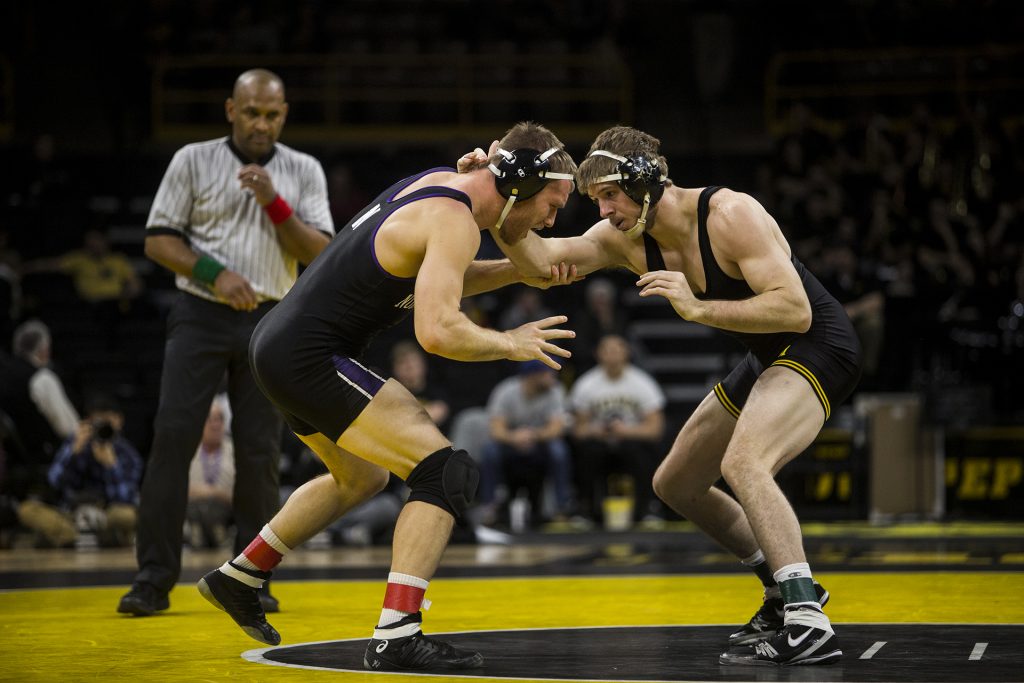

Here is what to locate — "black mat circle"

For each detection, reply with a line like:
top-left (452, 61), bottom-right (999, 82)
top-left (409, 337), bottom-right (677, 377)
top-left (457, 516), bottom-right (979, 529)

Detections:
top-left (250, 624), bottom-right (1023, 682)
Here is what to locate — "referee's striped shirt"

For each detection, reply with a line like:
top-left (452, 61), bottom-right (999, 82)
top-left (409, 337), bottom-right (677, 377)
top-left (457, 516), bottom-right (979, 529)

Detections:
top-left (146, 137), bottom-right (334, 303)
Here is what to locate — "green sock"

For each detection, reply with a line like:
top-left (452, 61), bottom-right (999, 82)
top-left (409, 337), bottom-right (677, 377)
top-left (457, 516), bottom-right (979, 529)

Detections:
top-left (779, 576), bottom-right (818, 605)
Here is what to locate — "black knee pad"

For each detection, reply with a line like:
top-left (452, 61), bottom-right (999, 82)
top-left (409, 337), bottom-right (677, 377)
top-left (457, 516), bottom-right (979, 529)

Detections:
top-left (405, 447), bottom-right (479, 519)
top-left (441, 449), bottom-right (480, 517)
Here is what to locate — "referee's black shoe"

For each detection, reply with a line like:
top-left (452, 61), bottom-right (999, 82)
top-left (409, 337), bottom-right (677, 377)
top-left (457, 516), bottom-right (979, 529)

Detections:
top-left (117, 582), bottom-right (169, 616)
top-left (258, 583), bottom-right (280, 613)
top-left (364, 612), bottom-right (484, 671)
top-left (720, 606), bottom-right (842, 666)
top-left (727, 580), bottom-right (829, 645)
top-left (197, 563), bottom-right (281, 645)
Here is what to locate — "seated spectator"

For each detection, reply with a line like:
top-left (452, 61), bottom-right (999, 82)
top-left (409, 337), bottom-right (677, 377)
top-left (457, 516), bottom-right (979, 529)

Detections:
top-left (498, 287), bottom-right (553, 332)
top-left (569, 277), bottom-right (627, 374)
top-left (569, 335), bottom-right (665, 523)
top-left (47, 393), bottom-right (142, 547)
top-left (815, 237), bottom-right (886, 386)
top-left (481, 360), bottom-right (572, 528)
top-left (22, 227), bottom-right (142, 309)
top-left (389, 340), bottom-right (450, 431)
top-left (0, 320), bottom-right (79, 498)
top-left (21, 227), bottom-right (143, 348)
top-left (329, 476), bottom-right (405, 547)
top-left (186, 394), bottom-right (235, 549)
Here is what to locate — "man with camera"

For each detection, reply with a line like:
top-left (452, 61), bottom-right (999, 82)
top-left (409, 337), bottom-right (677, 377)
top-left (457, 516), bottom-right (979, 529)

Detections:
top-left (47, 394), bottom-right (143, 547)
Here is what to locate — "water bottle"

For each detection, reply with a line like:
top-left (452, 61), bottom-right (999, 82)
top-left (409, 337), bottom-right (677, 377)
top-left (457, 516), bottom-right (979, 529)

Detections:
top-left (509, 495), bottom-right (530, 533)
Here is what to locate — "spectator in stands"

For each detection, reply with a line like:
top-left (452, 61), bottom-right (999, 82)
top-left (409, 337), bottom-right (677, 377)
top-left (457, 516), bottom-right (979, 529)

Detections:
top-left (482, 360), bottom-right (572, 527)
top-left (186, 394), bottom-right (235, 549)
top-left (21, 227), bottom-right (143, 312)
top-left (0, 320), bottom-right (79, 496)
top-left (498, 287), bottom-right (553, 332)
top-left (948, 99), bottom-right (1013, 210)
top-left (327, 469), bottom-right (406, 548)
top-left (390, 340), bottom-right (450, 432)
top-left (20, 227), bottom-right (144, 348)
top-left (568, 276), bottom-right (627, 374)
top-left (47, 393), bottom-right (142, 547)
top-left (0, 320), bottom-right (79, 548)
top-left (568, 334), bottom-right (665, 523)
top-left (775, 103), bottom-right (834, 172)
top-left (117, 68), bottom-right (333, 618)
top-left (814, 238), bottom-right (886, 385)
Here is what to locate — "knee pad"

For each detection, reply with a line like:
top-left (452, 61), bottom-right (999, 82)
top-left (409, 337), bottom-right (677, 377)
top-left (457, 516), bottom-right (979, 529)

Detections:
top-left (405, 447), bottom-right (479, 519)
top-left (441, 449), bottom-right (480, 517)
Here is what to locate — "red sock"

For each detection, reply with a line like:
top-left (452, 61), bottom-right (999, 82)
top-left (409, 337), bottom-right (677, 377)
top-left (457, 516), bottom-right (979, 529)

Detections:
top-left (234, 524), bottom-right (289, 571)
top-left (377, 572), bottom-right (429, 628)
top-left (383, 582), bottom-right (426, 613)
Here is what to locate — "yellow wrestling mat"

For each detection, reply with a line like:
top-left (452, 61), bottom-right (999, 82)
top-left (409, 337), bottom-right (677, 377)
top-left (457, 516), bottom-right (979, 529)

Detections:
top-left (2, 572), bottom-right (1022, 682)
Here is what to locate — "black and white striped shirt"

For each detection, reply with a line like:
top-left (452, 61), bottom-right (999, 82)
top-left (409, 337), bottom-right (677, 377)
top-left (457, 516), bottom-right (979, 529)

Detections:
top-left (146, 137), bottom-right (334, 302)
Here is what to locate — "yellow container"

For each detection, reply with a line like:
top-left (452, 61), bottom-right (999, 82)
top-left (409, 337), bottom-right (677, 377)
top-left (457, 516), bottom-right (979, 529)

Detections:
top-left (602, 496), bottom-right (633, 531)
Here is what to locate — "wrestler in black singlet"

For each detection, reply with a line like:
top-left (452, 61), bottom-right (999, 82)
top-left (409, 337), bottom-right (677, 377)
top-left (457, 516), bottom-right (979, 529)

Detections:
top-left (249, 167), bottom-right (471, 439)
top-left (642, 186), bottom-right (861, 421)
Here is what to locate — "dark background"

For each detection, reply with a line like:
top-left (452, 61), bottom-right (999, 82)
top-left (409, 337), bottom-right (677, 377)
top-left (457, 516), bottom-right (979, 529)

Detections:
top-left (1, 0), bottom-right (1022, 471)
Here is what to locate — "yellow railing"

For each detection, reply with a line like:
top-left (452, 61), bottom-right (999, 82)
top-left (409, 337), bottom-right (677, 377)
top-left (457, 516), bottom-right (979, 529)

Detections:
top-left (765, 45), bottom-right (1024, 135)
top-left (152, 53), bottom-right (633, 146)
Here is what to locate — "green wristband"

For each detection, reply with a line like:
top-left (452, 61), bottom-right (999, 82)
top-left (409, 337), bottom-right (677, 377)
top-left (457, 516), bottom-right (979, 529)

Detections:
top-left (192, 255), bottom-right (226, 285)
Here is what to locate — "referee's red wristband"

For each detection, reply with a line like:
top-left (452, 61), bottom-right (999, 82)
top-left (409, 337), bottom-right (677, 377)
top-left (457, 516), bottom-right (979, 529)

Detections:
top-left (264, 194), bottom-right (293, 225)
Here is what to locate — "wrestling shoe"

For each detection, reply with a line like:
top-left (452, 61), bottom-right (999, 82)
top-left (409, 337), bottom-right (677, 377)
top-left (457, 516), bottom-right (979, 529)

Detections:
top-left (727, 580), bottom-right (829, 645)
top-left (197, 563), bottom-right (281, 645)
top-left (364, 612), bottom-right (484, 671)
top-left (720, 606), bottom-right (842, 666)
top-left (117, 582), bottom-right (169, 616)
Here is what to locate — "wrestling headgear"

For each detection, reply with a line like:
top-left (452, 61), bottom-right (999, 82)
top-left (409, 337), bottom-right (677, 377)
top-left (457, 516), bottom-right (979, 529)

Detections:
top-left (588, 149), bottom-right (666, 238)
top-left (489, 147), bottom-right (575, 229)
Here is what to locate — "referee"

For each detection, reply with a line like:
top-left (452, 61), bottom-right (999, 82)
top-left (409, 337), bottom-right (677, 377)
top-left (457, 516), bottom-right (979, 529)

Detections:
top-left (118, 69), bottom-right (334, 617)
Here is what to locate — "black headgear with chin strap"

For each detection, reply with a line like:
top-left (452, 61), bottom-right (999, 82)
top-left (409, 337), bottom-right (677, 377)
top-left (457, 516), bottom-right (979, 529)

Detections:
top-left (488, 147), bottom-right (575, 228)
top-left (588, 150), bottom-right (666, 206)
top-left (588, 149), bottom-right (667, 236)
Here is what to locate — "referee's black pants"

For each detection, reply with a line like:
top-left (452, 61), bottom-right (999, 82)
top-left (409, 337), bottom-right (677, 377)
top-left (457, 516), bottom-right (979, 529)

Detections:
top-left (134, 293), bottom-right (283, 593)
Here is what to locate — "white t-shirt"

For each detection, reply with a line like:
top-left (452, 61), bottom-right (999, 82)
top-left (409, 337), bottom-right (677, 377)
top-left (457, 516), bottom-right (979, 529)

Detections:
top-left (568, 365), bottom-right (665, 425)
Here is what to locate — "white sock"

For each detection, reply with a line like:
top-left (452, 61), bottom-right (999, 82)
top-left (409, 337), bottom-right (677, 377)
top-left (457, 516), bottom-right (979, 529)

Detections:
top-left (773, 562), bottom-right (812, 583)
top-left (740, 549), bottom-right (765, 566)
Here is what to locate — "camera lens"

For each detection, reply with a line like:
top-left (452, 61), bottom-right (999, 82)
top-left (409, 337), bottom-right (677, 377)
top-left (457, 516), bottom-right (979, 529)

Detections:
top-left (93, 420), bottom-right (115, 441)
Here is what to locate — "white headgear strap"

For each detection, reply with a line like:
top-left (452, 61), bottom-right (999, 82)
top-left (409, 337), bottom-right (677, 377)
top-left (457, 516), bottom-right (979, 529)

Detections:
top-left (495, 192), bottom-right (518, 229)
